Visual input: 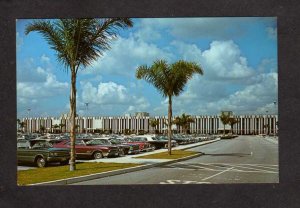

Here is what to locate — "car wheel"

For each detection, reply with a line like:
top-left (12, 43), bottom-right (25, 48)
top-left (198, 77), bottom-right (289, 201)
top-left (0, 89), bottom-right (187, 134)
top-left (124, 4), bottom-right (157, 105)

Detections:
top-left (35, 156), bottom-right (46, 168)
top-left (119, 149), bottom-right (125, 157)
top-left (93, 151), bottom-right (103, 159)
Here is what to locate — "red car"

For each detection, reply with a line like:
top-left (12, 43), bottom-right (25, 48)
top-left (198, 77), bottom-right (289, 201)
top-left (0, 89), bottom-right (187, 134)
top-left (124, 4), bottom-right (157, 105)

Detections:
top-left (53, 139), bottom-right (119, 159)
top-left (123, 137), bottom-right (154, 152)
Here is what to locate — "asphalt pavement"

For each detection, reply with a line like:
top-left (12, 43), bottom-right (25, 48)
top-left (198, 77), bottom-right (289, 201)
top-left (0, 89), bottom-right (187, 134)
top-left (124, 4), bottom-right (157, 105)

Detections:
top-left (72, 135), bottom-right (278, 184)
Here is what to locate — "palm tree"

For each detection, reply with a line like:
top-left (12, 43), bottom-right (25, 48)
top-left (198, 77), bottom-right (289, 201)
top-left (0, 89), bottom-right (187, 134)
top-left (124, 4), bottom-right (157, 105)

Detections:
top-left (25, 18), bottom-right (133, 171)
top-left (174, 113), bottom-right (194, 134)
top-left (149, 119), bottom-right (159, 134)
top-left (220, 112), bottom-right (230, 136)
top-left (17, 119), bottom-right (21, 132)
top-left (263, 124), bottom-right (269, 135)
top-left (40, 125), bottom-right (46, 135)
top-left (136, 60), bottom-right (203, 155)
top-left (228, 117), bottom-right (238, 134)
top-left (59, 123), bottom-right (66, 133)
top-left (19, 121), bottom-right (26, 133)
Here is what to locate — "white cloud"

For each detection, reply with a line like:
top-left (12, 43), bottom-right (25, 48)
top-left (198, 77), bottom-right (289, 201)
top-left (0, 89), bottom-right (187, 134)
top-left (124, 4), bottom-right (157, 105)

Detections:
top-left (266, 27), bottom-right (277, 40)
top-left (81, 36), bottom-right (175, 77)
top-left (81, 81), bottom-right (127, 104)
top-left (201, 40), bottom-right (255, 80)
top-left (41, 54), bottom-right (50, 63)
top-left (135, 17), bottom-right (276, 40)
top-left (80, 81), bottom-right (150, 116)
top-left (17, 67), bottom-right (69, 101)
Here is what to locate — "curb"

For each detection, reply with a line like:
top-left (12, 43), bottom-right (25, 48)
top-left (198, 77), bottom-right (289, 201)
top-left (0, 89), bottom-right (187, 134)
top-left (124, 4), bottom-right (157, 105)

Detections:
top-left (179, 138), bottom-right (220, 150)
top-left (29, 152), bottom-right (203, 186)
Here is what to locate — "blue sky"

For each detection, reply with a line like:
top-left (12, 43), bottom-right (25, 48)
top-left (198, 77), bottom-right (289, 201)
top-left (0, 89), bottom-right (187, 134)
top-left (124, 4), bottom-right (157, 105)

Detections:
top-left (16, 17), bottom-right (278, 118)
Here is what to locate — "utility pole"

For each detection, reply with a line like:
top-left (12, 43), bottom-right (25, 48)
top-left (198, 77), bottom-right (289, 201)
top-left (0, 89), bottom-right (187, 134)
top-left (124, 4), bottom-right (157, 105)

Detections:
top-left (85, 103), bottom-right (89, 135)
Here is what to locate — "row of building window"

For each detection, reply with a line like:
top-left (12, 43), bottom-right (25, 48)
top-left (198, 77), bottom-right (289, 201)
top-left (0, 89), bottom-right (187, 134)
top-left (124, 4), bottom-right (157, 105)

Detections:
top-left (21, 115), bottom-right (278, 135)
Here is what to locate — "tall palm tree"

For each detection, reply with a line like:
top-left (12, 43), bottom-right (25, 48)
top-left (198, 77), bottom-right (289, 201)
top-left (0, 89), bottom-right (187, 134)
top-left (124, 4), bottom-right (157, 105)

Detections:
top-left (149, 119), bottom-right (159, 134)
top-left (136, 60), bottom-right (203, 155)
top-left (220, 112), bottom-right (230, 136)
top-left (228, 117), bottom-right (238, 134)
top-left (25, 18), bottom-right (133, 171)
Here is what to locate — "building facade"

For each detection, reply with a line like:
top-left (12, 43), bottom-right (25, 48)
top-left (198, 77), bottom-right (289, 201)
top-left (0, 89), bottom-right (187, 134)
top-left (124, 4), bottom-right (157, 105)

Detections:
top-left (21, 114), bottom-right (278, 135)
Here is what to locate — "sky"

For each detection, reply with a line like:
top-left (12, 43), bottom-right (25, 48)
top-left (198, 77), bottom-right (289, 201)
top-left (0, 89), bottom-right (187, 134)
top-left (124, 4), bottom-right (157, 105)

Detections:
top-left (16, 17), bottom-right (278, 118)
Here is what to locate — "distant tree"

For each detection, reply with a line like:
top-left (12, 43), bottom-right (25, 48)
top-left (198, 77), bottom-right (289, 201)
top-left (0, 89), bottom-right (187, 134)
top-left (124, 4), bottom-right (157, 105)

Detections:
top-left (263, 124), bottom-right (270, 135)
top-left (149, 119), bottom-right (159, 134)
top-left (19, 121), bottom-right (27, 133)
top-left (173, 113), bottom-right (194, 134)
top-left (40, 125), bottom-right (46, 135)
top-left (228, 117), bottom-right (238, 134)
top-left (59, 123), bottom-right (66, 133)
top-left (220, 112), bottom-right (230, 136)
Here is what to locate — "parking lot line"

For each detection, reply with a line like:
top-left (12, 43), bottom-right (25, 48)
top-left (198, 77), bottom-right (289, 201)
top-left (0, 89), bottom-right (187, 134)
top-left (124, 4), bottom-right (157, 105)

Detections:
top-left (202, 167), bottom-right (235, 181)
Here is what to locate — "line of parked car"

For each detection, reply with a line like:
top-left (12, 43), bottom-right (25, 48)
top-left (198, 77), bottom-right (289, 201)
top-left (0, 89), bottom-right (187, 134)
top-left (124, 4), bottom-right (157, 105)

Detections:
top-left (17, 133), bottom-right (219, 168)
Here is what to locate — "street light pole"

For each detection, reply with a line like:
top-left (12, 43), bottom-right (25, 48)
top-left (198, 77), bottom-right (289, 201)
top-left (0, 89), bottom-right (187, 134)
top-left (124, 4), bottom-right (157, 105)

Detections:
top-left (85, 103), bottom-right (89, 135)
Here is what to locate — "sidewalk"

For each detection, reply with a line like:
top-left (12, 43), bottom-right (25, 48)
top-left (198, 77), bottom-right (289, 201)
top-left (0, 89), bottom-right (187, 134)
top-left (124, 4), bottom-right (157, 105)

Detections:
top-left (77, 138), bottom-right (220, 164)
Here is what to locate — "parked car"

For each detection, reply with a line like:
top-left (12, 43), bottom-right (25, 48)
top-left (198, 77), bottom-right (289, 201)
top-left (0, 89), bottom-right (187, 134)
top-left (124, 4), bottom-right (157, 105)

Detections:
top-left (108, 137), bottom-right (140, 154)
top-left (154, 135), bottom-right (178, 148)
top-left (17, 139), bottom-right (70, 168)
top-left (107, 138), bottom-right (140, 154)
top-left (123, 137), bottom-right (153, 152)
top-left (53, 139), bottom-right (119, 159)
top-left (87, 138), bottom-right (128, 156)
top-left (172, 134), bottom-right (188, 145)
top-left (134, 135), bottom-right (177, 149)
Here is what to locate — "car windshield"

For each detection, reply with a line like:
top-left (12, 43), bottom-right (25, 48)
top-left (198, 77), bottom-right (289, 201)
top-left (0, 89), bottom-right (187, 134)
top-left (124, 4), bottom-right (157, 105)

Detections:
top-left (31, 141), bottom-right (53, 149)
top-left (157, 136), bottom-right (167, 140)
top-left (110, 139), bottom-right (121, 145)
top-left (132, 137), bottom-right (147, 142)
top-left (86, 139), bottom-right (108, 145)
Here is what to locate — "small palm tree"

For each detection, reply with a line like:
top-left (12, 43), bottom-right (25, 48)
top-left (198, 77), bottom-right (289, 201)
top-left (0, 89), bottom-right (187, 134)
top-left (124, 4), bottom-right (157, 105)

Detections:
top-left (173, 116), bottom-right (182, 133)
top-left (40, 125), bottom-right (46, 135)
top-left (220, 112), bottom-right (230, 136)
top-left (26, 18), bottom-right (133, 171)
top-left (178, 113), bottom-right (194, 134)
top-left (59, 123), bottom-right (66, 133)
top-left (228, 117), bottom-right (238, 134)
top-left (263, 124), bottom-right (269, 135)
top-left (136, 60), bottom-right (203, 155)
top-left (149, 119), bottom-right (159, 134)
top-left (19, 121), bottom-right (26, 133)
top-left (17, 119), bottom-right (21, 132)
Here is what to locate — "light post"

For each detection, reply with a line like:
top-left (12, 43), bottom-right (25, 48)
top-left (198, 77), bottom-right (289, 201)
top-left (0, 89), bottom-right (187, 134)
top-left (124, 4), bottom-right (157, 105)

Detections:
top-left (85, 103), bottom-right (89, 134)
top-left (27, 108), bottom-right (31, 133)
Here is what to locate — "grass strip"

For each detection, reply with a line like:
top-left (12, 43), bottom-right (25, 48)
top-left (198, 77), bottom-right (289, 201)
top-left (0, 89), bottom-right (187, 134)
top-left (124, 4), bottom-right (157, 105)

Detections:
top-left (134, 150), bottom-right (198, 159)
top-left (18, 162), bottom-right (139, 185)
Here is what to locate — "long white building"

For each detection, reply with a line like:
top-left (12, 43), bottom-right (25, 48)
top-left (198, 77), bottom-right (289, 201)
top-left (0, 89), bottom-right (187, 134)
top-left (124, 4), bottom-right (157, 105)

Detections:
top-left (21, 114), bottom-right (278, 135)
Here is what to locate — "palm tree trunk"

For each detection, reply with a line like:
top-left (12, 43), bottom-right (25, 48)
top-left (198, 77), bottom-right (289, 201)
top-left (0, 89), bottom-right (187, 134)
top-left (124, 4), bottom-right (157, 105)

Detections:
top-left (168, 95), bottom-right (172, 155)
top-left (69, 71), bottom-right (77, 171)
top-left (223, 124), bottom-right (225, 136)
